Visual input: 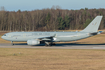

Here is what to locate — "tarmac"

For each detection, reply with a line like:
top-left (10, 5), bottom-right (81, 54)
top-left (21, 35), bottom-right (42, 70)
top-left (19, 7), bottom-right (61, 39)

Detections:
top-left (0, 43), bottom-right (105, 49)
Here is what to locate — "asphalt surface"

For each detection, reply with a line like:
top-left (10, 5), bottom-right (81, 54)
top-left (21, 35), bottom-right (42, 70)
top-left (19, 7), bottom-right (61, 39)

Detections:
top-left (0, 43), bottom-right (105, 49)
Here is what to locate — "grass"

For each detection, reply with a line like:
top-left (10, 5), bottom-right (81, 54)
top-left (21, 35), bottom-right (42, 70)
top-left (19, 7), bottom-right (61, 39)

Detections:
top-left (75, 34), bottom-right (105, 44)
top-left (0, 31), bottom-right (105, 70)
top-left (0, 49), bottom-right (105, 70)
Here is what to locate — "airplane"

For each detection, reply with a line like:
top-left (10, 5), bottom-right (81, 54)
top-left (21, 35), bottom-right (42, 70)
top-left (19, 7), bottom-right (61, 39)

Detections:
top-left (1, 16), bottom-right (103, 46)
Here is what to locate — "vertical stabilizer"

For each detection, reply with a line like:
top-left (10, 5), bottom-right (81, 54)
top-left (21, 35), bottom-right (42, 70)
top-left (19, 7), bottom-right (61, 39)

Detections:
top-left (81, 16), bottom-right (103, 32)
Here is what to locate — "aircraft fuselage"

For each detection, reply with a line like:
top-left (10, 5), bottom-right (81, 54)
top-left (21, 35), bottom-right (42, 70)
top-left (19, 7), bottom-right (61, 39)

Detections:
top-left (1, 31), bottom-right (91, 42)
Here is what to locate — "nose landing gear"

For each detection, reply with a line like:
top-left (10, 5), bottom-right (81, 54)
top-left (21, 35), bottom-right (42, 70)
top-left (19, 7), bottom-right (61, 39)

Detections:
top-left (11, 41), bottom-right (14, 45)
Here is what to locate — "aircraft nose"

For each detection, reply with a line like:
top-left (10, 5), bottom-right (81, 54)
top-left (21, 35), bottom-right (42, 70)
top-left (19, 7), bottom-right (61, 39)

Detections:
top-left (1, 36), bottom-right (3, 39)
top-left (1, 36), bottom-right (5, 40)
top-left (1, 36), bottom-right (7, 40)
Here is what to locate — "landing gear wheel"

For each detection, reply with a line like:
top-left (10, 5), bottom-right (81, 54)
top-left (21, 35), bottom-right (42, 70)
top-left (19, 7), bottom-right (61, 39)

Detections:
top-left (45, 44), bottom-right (49, 46)
top-left (45, 42), bottom-right (53, 47)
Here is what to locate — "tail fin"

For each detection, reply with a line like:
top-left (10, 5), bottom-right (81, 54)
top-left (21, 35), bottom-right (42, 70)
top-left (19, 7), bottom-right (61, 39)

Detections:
top-left (81, 16), bottom-right (103, 32)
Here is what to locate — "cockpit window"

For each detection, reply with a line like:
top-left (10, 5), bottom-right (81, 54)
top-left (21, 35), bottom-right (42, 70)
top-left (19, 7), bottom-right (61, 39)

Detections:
top-left (3, 34), bottom-right (6, 36)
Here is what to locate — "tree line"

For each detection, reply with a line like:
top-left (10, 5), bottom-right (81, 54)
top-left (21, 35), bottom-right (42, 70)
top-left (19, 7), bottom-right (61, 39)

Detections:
top-left (0, 8), bottom-right (105, 31)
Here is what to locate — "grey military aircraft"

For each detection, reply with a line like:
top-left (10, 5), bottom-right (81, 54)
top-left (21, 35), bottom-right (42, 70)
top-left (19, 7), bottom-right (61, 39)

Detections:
top-left (1, 16), bottom-right (103, 46)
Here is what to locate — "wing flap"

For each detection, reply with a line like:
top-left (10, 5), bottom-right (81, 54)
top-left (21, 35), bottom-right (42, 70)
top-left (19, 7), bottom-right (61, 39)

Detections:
top-left (36, 34), bottom-right (56, 41)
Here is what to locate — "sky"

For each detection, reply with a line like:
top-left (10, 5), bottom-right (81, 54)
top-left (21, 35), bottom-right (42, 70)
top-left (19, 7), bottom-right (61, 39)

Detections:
top-left (0, 0), bottom-right (105, 11)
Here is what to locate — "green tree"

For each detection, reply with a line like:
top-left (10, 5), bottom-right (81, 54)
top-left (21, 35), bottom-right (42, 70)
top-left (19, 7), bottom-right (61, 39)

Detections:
top-left (85, 8), bottom-right (88, 10)
top-left (45, 13), bottom-right (51, 24)
top-left (64, 15), bottom-right (70, 29)
top-left (58, 17), bottom-right (65, 30)
top-left (45, 13), bottom-right (51, 29)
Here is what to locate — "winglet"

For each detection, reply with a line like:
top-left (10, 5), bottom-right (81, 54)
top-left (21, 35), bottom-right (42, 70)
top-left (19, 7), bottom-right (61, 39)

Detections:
top-left (81, 16), bottom-right (103, 32)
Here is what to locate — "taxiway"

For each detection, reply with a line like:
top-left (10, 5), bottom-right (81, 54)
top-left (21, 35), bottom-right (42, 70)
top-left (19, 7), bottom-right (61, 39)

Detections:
top-left (0, 43), bottom-right (105, 49)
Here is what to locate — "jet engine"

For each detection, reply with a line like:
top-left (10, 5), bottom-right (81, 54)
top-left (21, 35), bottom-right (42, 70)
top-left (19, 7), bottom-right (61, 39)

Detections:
top-left (27, 39), bottom-right (40, 45)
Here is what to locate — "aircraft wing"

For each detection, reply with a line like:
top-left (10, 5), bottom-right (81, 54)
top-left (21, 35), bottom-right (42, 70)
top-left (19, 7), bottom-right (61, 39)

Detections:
top-left (37, 34), bottom-right (56, 41)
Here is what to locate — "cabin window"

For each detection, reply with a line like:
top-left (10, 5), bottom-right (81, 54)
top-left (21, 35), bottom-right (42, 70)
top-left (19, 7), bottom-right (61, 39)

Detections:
top-left (32, 33), bottom-right (38, 35)
top-left (39, 33), bottom-right (42, 35)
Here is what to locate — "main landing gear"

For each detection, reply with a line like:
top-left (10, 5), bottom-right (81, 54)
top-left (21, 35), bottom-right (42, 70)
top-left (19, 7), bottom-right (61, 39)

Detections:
top-left (45, 42), bottom-right (55, 46)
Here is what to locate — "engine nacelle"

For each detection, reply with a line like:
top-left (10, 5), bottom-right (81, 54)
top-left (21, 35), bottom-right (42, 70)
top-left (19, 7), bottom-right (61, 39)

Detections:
top-left (27, 39), bottom-right (40, 45)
